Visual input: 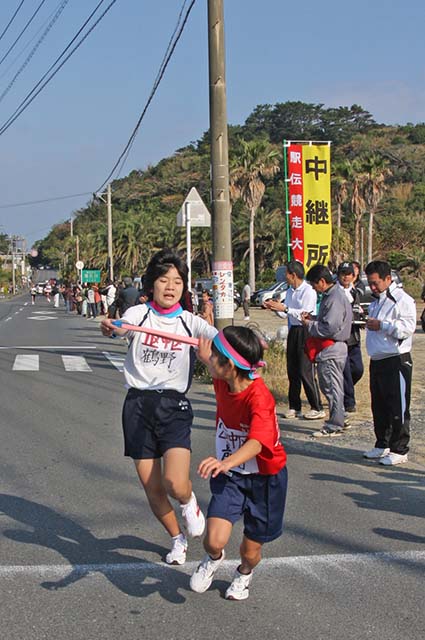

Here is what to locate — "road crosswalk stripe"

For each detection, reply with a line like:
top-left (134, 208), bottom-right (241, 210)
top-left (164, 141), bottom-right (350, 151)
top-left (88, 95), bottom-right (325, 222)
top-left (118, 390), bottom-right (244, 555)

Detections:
top-left (102, 351), bottom-right (125, 372)
top-left (61, 355), bottom-right (92, 372)
top-left (12, 354), bottom-right (39, 371)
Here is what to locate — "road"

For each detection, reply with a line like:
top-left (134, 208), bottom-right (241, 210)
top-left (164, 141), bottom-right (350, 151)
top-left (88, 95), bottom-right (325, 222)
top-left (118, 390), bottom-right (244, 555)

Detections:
top-left (0, 295), bottom-right (424, 640)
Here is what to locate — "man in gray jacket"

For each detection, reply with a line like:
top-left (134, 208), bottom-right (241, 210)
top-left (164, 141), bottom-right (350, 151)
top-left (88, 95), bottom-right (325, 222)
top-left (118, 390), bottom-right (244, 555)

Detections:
top-left (302, 264), bottom-right (352, 436)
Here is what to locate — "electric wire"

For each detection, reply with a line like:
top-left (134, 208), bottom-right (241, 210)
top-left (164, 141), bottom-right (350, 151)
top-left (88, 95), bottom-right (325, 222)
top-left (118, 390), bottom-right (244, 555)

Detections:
top-left (0, 0), bottom-right (118, 137)
top-left (0, 192), bottom-right (92, 208)
top-left (96, 0), bottom-right (197, 193)
top-left (0, 0), bottom-right (70, 107)
top-left (0, 0), bottom-right (68, 82)
top-left (0, 1), bottom-right (27, 46)
top-left (114, 0), bottom-right (189, 179)
top-left (0, 0), bottom-right (48, 68)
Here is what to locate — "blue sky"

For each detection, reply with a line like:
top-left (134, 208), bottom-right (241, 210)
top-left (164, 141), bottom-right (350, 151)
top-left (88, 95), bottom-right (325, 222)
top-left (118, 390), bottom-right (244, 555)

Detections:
top-left (0, 0), bottom-right (424, 248)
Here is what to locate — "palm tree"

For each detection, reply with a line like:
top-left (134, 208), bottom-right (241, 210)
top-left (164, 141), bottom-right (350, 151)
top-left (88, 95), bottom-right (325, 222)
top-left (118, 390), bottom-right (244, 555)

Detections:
top-left (360, 154), bottom-right (391, 263)
top-left (332, 159), bottom-right (351, 262)
top-left (229, 139), bottom-right (280, 290)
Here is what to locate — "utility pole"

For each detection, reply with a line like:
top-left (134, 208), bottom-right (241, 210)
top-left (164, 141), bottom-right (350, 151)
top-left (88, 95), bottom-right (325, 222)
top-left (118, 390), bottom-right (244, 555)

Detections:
top-left (208, 0), bottom-right (233, 329)
top-left (96, 184), bottom-right (114, 282)
top-left (107, 183), bottom-right (113, 281)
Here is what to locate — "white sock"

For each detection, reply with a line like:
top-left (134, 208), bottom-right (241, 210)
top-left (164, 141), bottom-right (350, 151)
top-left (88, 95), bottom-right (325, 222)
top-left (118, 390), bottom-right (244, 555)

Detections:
top-left (172, 533), bottom-right (187, 543)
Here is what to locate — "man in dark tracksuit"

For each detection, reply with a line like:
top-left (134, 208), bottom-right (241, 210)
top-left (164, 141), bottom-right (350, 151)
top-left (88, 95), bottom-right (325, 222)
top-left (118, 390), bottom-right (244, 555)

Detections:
top-left (364, 261), bottom-right (416, 466)
top-left (337, 262), bottom-right (364, 414)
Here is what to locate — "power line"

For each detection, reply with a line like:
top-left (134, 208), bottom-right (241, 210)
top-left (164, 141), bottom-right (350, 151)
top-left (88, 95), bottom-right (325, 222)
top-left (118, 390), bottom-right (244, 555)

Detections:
top-left (0, 0), bottom-right (118, 137)
top-left (0, 1), bottom-right (27, 46)
top-left (0, 192), bottom-right (92, 208)
top-left (0, 0), bottom-right (68, 82)
top-left (0, 0), bottom-right (48, 68)
top-left (0, 0), bottom-right (70, 107)
top-left (96, 0), bottom-right (197, 193)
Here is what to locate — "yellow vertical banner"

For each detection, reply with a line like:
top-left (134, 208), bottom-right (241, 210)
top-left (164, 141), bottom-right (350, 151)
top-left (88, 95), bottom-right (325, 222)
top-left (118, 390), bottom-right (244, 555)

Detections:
top-left (302, 144), bottom-right (332, 269)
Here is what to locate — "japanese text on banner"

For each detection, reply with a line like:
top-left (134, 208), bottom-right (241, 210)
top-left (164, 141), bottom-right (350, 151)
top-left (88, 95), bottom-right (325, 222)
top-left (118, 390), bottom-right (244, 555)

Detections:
top-left (287, 144), bottom-right (331, 269)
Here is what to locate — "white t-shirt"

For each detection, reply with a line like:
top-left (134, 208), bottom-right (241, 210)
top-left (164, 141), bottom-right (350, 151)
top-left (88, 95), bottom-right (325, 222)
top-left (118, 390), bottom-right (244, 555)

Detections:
top-left (122, 305), bottom-right (217, 392)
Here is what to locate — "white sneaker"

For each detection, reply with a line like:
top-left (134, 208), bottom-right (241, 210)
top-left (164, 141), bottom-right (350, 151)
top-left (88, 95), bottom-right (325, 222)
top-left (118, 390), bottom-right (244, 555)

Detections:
top-left (244, 316), bottom-right (250, 321)
top-left (363, 447), bottom-right (390, 459)
top-left (312, 425), bottom-right (342, 438)
top-left (225, 568), bottom-right (252, 601)
top-left (303, 409), bottom-right (326, 420)
top-left (165, 534), bottom-right (187, 565)
top-left (379, 452), bottom-right (408, 466)
top-left (181, 492), bottom-right (205, 538)
top-left (190, 551), bottom-right (225, 593)
top-left (283, 408), bottom-right (303, 419)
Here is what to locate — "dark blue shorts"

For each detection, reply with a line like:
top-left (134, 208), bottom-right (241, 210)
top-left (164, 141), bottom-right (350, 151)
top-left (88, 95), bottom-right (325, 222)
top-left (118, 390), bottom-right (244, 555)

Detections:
top-left (207, 466), bottom-right (288, 543)
top-left (122, 388), bottom-right (193, 459)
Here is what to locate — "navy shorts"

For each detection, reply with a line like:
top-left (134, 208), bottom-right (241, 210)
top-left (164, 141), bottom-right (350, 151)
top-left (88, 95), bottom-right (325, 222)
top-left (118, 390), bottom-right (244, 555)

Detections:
top-left (122, 388), bottom-right (193, 459)
top-left (207, 466), bottom-right (288, 543)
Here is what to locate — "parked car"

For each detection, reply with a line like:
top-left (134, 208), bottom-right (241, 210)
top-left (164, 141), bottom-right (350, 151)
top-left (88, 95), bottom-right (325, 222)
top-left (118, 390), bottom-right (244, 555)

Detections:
top-left (194, 278), bottom-right (241, 311)
top-left (250, 281), bottom-right (289, 307)
top-left (35, 283), bottom-right (45, 294)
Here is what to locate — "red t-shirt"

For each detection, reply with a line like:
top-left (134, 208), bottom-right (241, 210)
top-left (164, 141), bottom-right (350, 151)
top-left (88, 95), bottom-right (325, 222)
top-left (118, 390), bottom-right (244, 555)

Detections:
top-left (213, 377), bottom-right (287, 475)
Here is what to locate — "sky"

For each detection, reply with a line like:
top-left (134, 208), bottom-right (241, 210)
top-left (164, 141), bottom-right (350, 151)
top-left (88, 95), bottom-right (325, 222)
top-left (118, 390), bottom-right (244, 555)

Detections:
top-left (0, 0), bottom-right (424, 249)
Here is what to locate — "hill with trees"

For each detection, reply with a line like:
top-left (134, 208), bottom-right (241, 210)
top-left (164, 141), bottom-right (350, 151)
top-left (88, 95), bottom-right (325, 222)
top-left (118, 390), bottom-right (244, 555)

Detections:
top-left (32, 101), bottom-right (425, 296)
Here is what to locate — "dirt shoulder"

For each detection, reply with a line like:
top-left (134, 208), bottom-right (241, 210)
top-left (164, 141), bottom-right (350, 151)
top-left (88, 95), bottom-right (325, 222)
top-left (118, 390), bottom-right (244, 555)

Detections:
top-left (233, 302), bottom-right (425, 467)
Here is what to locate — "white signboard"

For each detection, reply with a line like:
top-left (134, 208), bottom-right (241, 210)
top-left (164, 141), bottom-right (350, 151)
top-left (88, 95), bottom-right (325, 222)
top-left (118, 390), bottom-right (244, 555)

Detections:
top-left (75, 260), bottom-right (84, 270)
top-left (212, 261), bottom-right (234, 319)
top-left (177, 187), bottom-right (211, 227)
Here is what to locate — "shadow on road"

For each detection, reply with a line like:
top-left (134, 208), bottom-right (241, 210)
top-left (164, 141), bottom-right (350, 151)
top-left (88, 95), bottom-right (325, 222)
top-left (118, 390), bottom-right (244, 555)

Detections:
top-left (0, 494), bottom-right (191, 602)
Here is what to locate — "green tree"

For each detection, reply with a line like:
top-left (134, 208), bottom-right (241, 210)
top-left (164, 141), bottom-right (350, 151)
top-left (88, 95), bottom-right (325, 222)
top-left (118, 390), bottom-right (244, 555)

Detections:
top-left (359, 154), bottom-right (391, 263)
top-left (229, 139), bottom-right (281, 290)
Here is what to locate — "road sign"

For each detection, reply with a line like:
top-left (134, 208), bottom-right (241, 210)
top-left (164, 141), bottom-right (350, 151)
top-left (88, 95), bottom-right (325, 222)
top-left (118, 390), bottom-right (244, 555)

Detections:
top-left (176, 187), bottom-right (211, 227)
top-left (75, 260), bottom-right (84, 270)
top-left (81, 269), bottom-right (101, 283)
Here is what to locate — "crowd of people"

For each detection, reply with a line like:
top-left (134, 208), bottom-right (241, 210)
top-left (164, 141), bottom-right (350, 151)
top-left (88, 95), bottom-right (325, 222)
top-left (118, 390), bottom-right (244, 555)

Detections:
top-left (264, 258), bottom-right (416, 467)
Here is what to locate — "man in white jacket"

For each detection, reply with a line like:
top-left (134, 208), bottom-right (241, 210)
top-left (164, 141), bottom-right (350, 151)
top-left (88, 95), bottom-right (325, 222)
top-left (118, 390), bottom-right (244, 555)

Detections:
top-left (364, 261), bottom-right (416, 466)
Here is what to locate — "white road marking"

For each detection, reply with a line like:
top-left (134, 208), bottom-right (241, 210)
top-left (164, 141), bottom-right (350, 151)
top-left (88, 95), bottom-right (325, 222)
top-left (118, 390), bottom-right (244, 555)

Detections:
top-left (12, 354), bottom-right (39, 371)
top-left (0, 550), bottom-right (423, 579)
top-left (27, 316), bottom-right (58, 321)
top-left (32, 311), bottom-right (58, 315)
top-left (103, 350), bottom-right (125, 372)
top-left (62, 355), bottom-right (92, 372)
top-left (0, 346), bottom-right (97, 350)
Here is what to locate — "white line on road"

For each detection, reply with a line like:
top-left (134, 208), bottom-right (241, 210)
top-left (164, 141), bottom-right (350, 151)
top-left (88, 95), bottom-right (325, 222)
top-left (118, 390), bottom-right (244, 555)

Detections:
top-left (102, 350), bottom-right (125, 372)
top-left (61, 355), bottom-right (92, 372)
top-left (0, 550), bottom-right (423, 579)
top-left (0, 346), bottom-right (97, 350)
top-left (12, 354), bottom-right (39, 371)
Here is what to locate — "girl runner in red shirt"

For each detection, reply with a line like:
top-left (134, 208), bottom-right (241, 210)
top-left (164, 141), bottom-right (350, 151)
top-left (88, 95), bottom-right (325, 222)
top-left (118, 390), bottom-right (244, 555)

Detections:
top-left (191, 326), bottom-right (288, 600)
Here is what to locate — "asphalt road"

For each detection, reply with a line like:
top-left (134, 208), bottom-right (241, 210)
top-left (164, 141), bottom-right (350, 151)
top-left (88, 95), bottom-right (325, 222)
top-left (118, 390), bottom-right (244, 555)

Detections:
top-left (0, 295), bottom-right (424, 640)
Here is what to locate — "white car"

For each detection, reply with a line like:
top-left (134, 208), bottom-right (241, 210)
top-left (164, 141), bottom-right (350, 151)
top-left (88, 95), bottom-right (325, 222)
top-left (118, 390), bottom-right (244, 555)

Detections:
top-left (251, 281), bottom-right (289, 307)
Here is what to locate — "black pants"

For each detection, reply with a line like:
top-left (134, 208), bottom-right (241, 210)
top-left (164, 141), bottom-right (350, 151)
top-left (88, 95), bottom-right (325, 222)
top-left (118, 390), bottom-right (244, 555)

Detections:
top-left (369, 353), bottom-right (413, 455)
top-left (343, 342), bottom-right (364, 410)
top-left (286, 325), bottom-right (322, 412)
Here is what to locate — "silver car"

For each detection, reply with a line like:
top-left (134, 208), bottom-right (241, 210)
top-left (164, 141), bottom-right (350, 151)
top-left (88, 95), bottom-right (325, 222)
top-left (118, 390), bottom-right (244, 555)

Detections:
top-left (250, 281), bottom-right (289, 307)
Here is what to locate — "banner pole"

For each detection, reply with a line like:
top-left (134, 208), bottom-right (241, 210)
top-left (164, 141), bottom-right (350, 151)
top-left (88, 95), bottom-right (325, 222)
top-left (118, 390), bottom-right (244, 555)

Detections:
top-left (283, 140), bottom-right (292, 262)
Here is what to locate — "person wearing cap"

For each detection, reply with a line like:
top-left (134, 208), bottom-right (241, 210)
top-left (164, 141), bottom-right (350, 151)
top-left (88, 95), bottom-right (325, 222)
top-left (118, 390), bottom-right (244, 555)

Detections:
top-left (363, 260), bottom-right (416, 466)
top-left (337, 262), bottom-right (364, 415)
